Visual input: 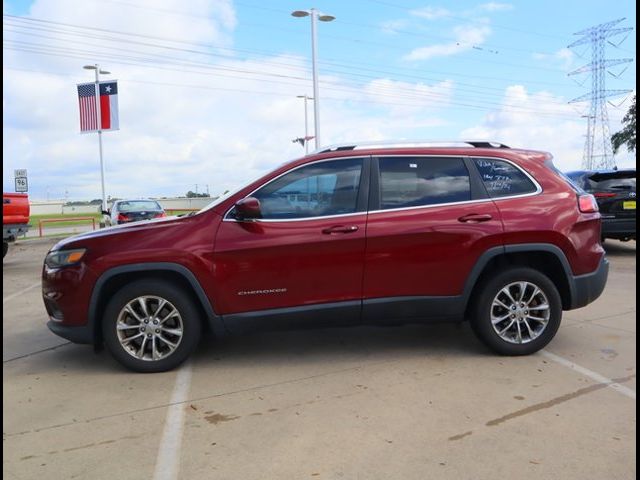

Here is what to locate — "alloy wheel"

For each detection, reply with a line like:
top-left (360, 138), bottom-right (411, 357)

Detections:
top-left (490, 281), bottom-right (551, 344)
top-left (115, 295), bottom-right (184, 361)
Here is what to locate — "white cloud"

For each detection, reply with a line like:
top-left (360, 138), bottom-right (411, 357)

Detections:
top-left (460, 85), bottom-right (635, 171)
top-left (403, 24), bottom-right (492, 61)
top-left (409, 6), bottom-right (451, 20)
top-left (3, 0), bottom-right (452, 201)
top-left (532, 48), bottom-right (575, 70)
top-left (477, 2), bottom-right (514, 12)
top-left (380, 19), bottom-right (410, 34)
top-left (363, 78), bottom-right (454, 116)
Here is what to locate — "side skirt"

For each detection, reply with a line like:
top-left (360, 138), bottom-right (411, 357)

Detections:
top-left (222, 301), bottom-right (362, 334)
top-left (222, 296), bottom-right (465, 333)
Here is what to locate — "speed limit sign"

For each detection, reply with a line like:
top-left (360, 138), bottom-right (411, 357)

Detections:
top-left (15, 176), bottom-right (28, 192)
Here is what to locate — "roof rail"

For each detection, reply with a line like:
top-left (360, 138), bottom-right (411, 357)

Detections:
top-left (313, 140), bottom-right (510, 154)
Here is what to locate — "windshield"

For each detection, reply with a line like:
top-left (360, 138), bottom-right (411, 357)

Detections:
top-left (117, 200), bottom-right (163, 212)
top-left (196, 171), bottom-right (274, 214)
top-left (195, 157), bottom-right (307, 215)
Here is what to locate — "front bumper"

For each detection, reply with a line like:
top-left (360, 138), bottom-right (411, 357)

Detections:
top-left (42, 261), bottom-right (98, 342)
top-left (47, 320), bottom-right (93, 344)
top-left (569, 256), bottom-right (609, 310)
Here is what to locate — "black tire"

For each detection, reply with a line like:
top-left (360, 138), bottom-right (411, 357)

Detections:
top-left (3, 242), bottom-right (8, 259)
top-left (470, 267), bottom-right (562, 356)
top-left (102, 279), bottom-right (202, 372)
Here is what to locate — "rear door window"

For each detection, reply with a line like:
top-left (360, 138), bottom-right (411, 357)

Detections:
top-left (473, 158), bottom-right (538, 198)
top-left (378, 157), bottom-right (471, 209)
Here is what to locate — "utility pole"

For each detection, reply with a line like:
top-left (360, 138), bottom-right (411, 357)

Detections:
top-left (568, 18), bottom-right (633, 169)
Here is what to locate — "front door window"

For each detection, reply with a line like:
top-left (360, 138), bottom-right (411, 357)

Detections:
top-left (252, 158), bottom-right (363, 219)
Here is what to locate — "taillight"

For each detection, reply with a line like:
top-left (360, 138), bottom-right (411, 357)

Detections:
top-left (117, 213), bottom-right (130, 222)
top-left (578, 194), bottom-right (599, 213)
top-left (155, 212), bottom-right (166, 218)
top-left (593, 192), bottom-right (617, 198)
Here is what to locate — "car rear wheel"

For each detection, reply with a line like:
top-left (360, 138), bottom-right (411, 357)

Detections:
top-left (470, 267), bottom-right (562, 355)
top-left (102, 279), bottom-right (202, 372)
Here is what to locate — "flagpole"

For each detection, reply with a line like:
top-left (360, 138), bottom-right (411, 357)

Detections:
top-left (93, 64), bottom-right (107, 215)
top-left (84, 63), bottom-right (109, 219)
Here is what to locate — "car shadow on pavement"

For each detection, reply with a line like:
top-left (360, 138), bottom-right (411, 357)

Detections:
top-left (192, 322), bottom-right (489, 369)
top-left (5, 342), bottom-right (128, 375)
top-left (11, 322), bottom-right (489, 375)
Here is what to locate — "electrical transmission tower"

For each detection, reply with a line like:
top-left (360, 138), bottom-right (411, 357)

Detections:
top-left (568, 18), bottom-right (633, 170)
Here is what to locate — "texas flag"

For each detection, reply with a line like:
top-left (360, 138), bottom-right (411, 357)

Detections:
top-left (77, 80), bottom-right (119, 133)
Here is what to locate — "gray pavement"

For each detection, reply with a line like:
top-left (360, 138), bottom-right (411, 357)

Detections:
top-left (3, 239), bottom-right (636, 480)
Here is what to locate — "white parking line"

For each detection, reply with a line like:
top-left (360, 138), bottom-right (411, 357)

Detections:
top-left (3, 282), bottom-right (40, 304)
top-left (153, 362), bottom-right (193, 480)
top-left (541, 350), bottom-right (636, 400)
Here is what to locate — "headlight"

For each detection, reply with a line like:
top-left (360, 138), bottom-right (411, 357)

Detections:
top-left (45, 248), bottom-right (87, 268)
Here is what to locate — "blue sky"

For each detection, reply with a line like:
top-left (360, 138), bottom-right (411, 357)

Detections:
top-left (2, 0), bottom-right (636, 200)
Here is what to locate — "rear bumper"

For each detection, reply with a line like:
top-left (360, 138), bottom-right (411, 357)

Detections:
top-left (3, 224), bottom-right (30, 241)
top-left (569, 256), bottom-right (609, 310)
top-left (602, 218), bottom-right (636, 238)
top-left (47, 320), bottom-right (93, 344)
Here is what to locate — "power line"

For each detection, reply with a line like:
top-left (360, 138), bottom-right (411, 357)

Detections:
top-left (3, 14), bottom-right (579, 100)
top-left (366, 0), bottom-right (570, 40)
top-left (2, 23), bottom-right (576, 106)
top-left (3, 41), bottom-right (580, 118)
top-left (4, 14), bottom-right (577, 88)
top-left (2, 62), bottom-right (584, 121)
top-left (4, 13), bottom-right (574, 75)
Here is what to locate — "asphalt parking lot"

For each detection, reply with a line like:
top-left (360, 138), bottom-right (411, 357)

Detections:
top-left (3, 239), bottom-right (636, 480)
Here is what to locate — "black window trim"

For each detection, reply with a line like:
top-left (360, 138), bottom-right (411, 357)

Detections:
top-left (367, 155), bottom-right (542, 214)
top-left (224, 154), bottom-right (543, 221)
top-left (223, 156), bottom-right (371, 222)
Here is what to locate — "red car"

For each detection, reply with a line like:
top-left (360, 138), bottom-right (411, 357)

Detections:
top-left (43, 142), bottom-right (608, 372)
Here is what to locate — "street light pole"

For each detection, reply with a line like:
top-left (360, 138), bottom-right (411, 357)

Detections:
top-left (297, 95), bottom-right (313, 154)
top-left (83, 64), bottom-right (111, 215)
top-left (310, 9), bottom-right (320, 149)
top-left (292, 8), bottom-right (335, 150)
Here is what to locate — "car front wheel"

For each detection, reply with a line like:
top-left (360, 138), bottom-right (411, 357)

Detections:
top-left (102, 279), bottom-right (202, 372)
top-left (470, 267), bottom-right (562, 355)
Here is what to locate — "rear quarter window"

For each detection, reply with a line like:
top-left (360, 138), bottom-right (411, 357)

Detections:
top-left (473, 158), bottom-right (538, 198)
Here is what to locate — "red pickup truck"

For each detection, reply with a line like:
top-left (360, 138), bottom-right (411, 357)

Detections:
top-left (3, 193), bottom-right (30, 258)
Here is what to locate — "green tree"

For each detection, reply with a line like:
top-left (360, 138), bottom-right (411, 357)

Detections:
top-left (611, 95), bottom-right (636, 154)
top-left (185, 190), bottom-right (210, 198)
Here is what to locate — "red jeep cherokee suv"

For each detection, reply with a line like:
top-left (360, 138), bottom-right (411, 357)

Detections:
top-left (43, 141), bottom-right (608, 372)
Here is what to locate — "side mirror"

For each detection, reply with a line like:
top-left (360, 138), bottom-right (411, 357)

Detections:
top-left (101, 209), bottom-right (110, 215)
top-left (235, 197), bottom-right (261, 220)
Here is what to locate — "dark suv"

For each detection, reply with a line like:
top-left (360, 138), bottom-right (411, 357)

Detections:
top-left (565, 169), bottom-right (636, 242)
top-left (43, 142), bottom-right (608, 372)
